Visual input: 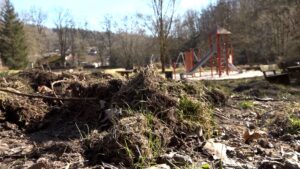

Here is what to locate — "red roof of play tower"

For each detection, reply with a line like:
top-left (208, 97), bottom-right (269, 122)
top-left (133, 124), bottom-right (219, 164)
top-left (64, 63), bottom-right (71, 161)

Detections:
top-left (210, 26), bottom-right (231, 35)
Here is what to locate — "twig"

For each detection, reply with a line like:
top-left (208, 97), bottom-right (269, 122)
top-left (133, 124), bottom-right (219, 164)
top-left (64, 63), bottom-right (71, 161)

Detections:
top-left (51, 79), bottom-right (72, 104)
top-left (231, 96), bottom-right (290, 102)
top-left (51, 79), bottom-right (73, 90)
top-left (0, 88), bottom-right (97, 101)
top-left (254, 97), bottom-right (289, 102)
top-left (213, 112), bottom-right (230, 120)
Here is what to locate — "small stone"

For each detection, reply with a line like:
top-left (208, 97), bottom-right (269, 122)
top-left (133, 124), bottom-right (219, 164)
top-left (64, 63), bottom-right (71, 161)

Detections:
top-left (202, 140), bottom-right (232, 160)
top-left (293, 144), bottom-right (300, 152)
top-left (146, 164), bottom-right (171, 169)
top-left (159, 152), bottom-right (192, 166)
top-left (258, 139), bottom-right (274, 149)
top-left (236, 150), bottom-right (245, 159)
top-left (247, 157), bottom-right (253, 161)
top-left (173, 153), bottom-right (193, 165)
top-left (255, 147), bottom-right (265, 155)
top-left (226, 149), bottom-right (236, 158)
top-left (221, 134), bottom-right (230, 140)
top-left (242, 164), bottom-right (256, 169)
top-left (248, 123), bottom-right (256, 130)
top-left (284, 159), bottom-right (300, 169)
top-left (28, 162), bottom-right (50, 169)
top-left (280, 134), bottom-right (295, 142)
top-left (4, 122), bottom-right (18, 130)
top-left (243, 129), bottom-right (265, 144)
top-left (23, 161), bottom-right (35, 168)
top-left (258, 160), bottom-right (285, 169)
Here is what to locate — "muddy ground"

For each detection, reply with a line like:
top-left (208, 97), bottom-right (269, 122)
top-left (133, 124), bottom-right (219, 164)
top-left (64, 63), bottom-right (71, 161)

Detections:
top-left (0, 69), bottom-right (299, 169)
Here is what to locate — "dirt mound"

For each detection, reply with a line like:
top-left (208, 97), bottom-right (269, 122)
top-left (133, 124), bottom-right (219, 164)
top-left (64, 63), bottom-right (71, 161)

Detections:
top-left (17, 70), bottom-right (61, 90)
top-left (67, 79), bottom-right (122, 100)
top-left (83, 114), bottom-right (173, 167)
top-left (16, 70), bottom-right (112, 91)
top-left (0, 70), bottom-right (124, 133)
top-left (0, 97), bottom-right (49, 132)
top-left (113, 69), bottom-right (177, 113)
top-left (0, 69), bottom-right (222, 168)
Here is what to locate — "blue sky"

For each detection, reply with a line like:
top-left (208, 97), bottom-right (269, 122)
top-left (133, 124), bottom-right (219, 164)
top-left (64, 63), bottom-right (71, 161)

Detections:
top-left (10, 0), bottom-right (215, 30)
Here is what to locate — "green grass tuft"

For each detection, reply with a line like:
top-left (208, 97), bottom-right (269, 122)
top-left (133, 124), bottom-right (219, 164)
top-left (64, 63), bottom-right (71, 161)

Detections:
top-left (288, 115), bottom-right (300, 134)
top-left (239, 101), bottom-right (254, 109)
top-left (178, 96), bottom-right (214, 137)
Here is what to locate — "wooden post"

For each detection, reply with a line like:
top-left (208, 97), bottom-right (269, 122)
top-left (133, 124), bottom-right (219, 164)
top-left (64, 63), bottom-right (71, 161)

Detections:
top-left (225, 35), bottom-right (229, 75)
top-left (172, 62), bottom-right (176, 80)
top-left (209, 35), bottom-right (213, 77)
top-left (216, 34), bottom-right (221, 77)
top-left (184, 51), bottom-right (188, 72)
top-left (231, 46), bottom-right (234, 65)
top-left (197, 48), bottom-right (201, 77)
top-left (191, 48), bottom-right (195, 77)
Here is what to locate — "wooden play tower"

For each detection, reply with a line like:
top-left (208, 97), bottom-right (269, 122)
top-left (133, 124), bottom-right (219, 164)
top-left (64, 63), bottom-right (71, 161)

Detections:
top-left (209, 26), bottom-right (233, 77)
top-left (177, 26), bottom-right (235, 78)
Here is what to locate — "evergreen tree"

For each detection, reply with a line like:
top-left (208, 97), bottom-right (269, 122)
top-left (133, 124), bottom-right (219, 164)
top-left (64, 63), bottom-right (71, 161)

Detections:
top-left (0, 0), bottom-right (28, 69)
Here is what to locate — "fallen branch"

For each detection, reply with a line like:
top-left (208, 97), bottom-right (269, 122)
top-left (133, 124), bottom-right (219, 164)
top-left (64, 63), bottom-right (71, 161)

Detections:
top-left (231, 96), bottom-right (290, 102)
top-left (0, 88), bottom-right (97, 101)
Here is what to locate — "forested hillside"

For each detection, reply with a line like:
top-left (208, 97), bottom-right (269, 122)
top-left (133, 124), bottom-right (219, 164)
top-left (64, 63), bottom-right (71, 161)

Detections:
top-left (2, 0), bottom-right (299, 68)
top-left (169, 0), bottom-right (300, 65)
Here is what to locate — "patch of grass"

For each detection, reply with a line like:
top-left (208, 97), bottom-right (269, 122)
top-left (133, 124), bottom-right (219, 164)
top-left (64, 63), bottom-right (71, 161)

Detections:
top-left (178, 96), bottom-right (201, 120)
top-left (133, 112), bottom-right (164, 168)
top-left (178, 96), bottom-right (214, 137)
top-left (124, 139), bottom-right (134, 159)
top-left (202, 163), bottom-right (211, 169)
top-left (288, 115), bottom-right (300, 134)
top-left (75, 123), bottom-right (91, 140)
top-left (239, 101), bottom-right (254, 109)
top-left (203, 80), bottom-right (231, 96)
top-left (182, 82), bottom-right (198, 94)
top-left (184, 163), bottom-right (211, 169)
top-left (144, 113), bottom-right (163, 158)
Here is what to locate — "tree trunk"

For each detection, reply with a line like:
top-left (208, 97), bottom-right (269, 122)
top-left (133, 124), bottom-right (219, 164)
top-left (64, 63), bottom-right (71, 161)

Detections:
top-left (160, 47), bottom-right (165, 73)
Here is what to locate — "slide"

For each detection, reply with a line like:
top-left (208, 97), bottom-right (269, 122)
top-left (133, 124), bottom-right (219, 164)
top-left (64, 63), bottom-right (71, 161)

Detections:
top-left (186, 49), bottom-right (216, 74)
top-left (228, 63), bottom-right (238, 71)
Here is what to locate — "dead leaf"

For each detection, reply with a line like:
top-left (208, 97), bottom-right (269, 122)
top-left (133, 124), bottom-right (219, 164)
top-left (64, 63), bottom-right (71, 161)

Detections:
top-left (243, 129), bottom-right (266, 143)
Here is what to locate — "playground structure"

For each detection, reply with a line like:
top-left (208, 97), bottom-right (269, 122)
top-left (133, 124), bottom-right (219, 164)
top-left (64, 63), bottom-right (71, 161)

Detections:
top-left (175, 26), bottom-right (237, 78)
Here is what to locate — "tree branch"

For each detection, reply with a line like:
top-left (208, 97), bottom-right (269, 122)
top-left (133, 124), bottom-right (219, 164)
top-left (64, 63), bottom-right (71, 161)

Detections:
top-left (0, 88), bottom-right (98, 101)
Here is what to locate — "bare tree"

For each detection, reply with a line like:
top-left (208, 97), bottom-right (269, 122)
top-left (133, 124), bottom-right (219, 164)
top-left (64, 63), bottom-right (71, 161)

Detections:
top-left (151, 0), bottom-right (176, 72)
top-left (92, 31), bottom-right (106, 66)
top-left (69, 19), bottom-right (76, 57)
top-left (104, 15), bottom-right (113, 59)
top-left (113, 16), bottom-right (155, 68)
top-left (77, 21), bottom-right (90, 57)
top-left (54, 10), bottom-right (71, 66)
top-left (29, 7), bottom-right (47, 34)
